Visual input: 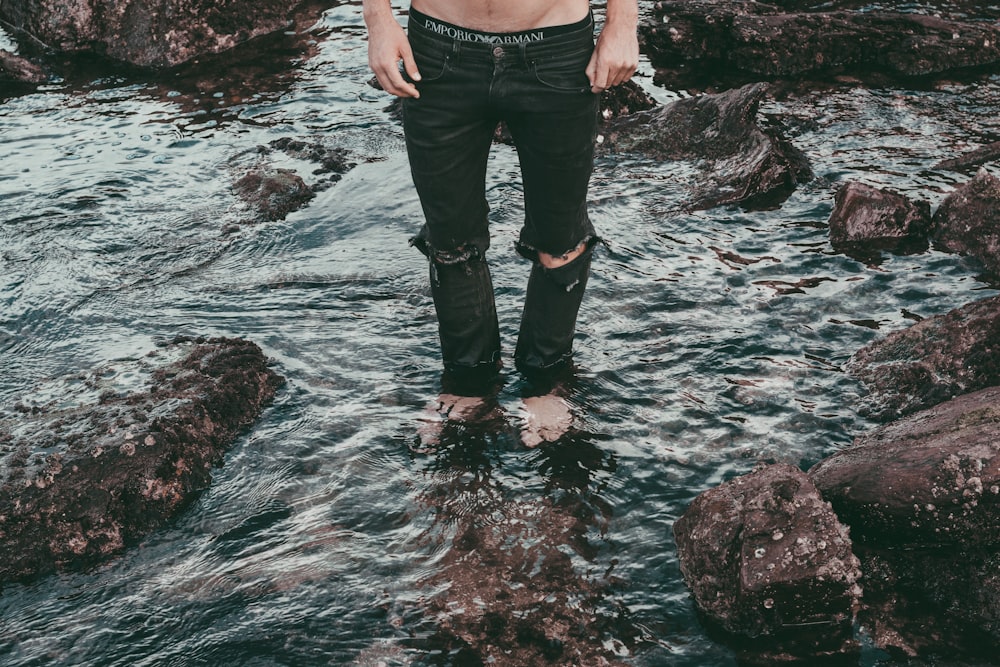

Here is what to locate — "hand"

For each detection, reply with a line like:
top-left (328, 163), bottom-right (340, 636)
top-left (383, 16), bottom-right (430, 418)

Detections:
top-left (366, 13), bottom-right (422, 98)
top-left (585, 21), bottom-right (639, 93)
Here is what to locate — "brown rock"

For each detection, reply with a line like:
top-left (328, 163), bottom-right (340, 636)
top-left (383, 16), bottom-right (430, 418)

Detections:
top-left (641, 1), bottom-right (1000, 85)
top-left (673, 463), bottom-right (861, 658)
top-left (934, 140), bottom-right (1000, 173)
top-left (398, 438), bottom-right (635, 666)
top-left (931, 169), bottom-right (1000, 277)
top-left (600, 82), bottom-right (812, 210)
top-left (859, 546), bottom-right (1000, 659)
top-left (847, 294), bottom-right (1000, 421)
top-left (809, 387), bottom-right (1000, 546)
top-left (0, 0), bottom-right (317, 68)
top-left (828, 181), bottom-right (931, 256)
top-left (0, 48), bottom-right (45, 84)
top-left (233, 167), bottom-right (314, 222)
top-left (0, 337), bottom-right (284, 584)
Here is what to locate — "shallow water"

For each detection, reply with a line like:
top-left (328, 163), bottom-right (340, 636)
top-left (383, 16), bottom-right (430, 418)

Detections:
top-left (2, 2), bottom-right (999, 665)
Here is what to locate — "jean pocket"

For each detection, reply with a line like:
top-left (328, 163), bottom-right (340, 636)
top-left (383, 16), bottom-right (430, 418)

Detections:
top-left (408, 42), bottom-right (452, 83)
top-left (530, 53), bottom-right (592, 93)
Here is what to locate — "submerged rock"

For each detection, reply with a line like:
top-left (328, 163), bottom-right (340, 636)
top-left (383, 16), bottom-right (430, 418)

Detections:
top-left (600, 82), bottom-right (812, 210)
top-left (931, 169), bottom-right (1000, 278)
top-left (934, 140), bottom-right (1000, 173)
top-left (0, 0), bottom-right (317, 68)
top-left (641, 1), bottom-right (1000, 84)
top-left (0, 337), bottom-right (283, 584)
top-left (847, 294), bottom-right (1000, 421)
top-left (229, 138), bottom-right (355, 225)
top-left (809, 387), bottom-right (1000, 547)
top-left (827, 181), bottom-right (931, 257)
top-left (233, 168), bottom-right (314, 223)
top-left (673, 463), bottom-right (861, 660)
top-left (398, 437), bottom-right (636, 666)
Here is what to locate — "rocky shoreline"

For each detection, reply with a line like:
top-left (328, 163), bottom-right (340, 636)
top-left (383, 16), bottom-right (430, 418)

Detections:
top-left (671, 83), bottom-right (1000, 667)
top-left (0, 338), bottom-right (283, 585)
top-left (2, 0), bottom-right (1000, 664)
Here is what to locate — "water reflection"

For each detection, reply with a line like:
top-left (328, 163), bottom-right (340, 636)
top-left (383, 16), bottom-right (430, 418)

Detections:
top-left (2, 1), bottom-right (1000, 665)
top-left (400, 425), bottom-right (632, 665)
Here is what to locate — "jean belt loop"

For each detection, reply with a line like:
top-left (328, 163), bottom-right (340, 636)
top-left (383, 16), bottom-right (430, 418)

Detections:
top-left (518, 41), bottom-right (528, 66)
top-left (451, 40), bottom-right (461, 63)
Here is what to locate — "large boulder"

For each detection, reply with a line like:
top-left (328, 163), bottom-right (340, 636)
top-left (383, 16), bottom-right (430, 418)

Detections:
top-left (0, 0), bottom-right (314, 68)
top-left (847, 295), bottom-right (1000, 422)
top-left (0, 337), bottom-right (283, 584)
top-left (827, 181), bottom-right (931, 257)
top-left (931, 169), bottom-right (1000, 278)
top-left (809, 387), bottom-right (1000, 547)
top-left (641, 1), bottom-right (1000, 84)
top-left (673, 463), bottom-right (861, 660)
top-left (600, 82), bottom-right (812, 210)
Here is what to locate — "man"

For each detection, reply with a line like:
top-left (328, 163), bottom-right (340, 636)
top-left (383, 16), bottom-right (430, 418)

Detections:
top-left (363, 0), bottom-right (639, 442)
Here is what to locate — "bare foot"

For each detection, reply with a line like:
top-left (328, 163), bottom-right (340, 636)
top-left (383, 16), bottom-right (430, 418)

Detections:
top-left (518, 393), bottom-right (573, 448)
top-left (415, 393), bottom-right (496, 450)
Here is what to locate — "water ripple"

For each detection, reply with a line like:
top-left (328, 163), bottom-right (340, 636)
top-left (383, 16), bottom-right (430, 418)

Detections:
top-left (2, 8), bottom-right (1000, 666)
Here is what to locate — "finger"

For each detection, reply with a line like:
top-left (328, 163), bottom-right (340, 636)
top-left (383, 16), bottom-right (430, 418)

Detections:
top-left (590, 63), bottom-right (610, 93)
top-left (378, 63), bottom-right (420, 98)
top-left (612, 64), bottom-right (635, 87)
top-left (400, 44), bottom-right (422, 83)
top-left (585, 56), bottom-right (598, 90)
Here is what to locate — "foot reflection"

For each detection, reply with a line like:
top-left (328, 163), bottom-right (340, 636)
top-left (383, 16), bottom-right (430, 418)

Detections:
top-left (400, 397), bottom-right (635, 665)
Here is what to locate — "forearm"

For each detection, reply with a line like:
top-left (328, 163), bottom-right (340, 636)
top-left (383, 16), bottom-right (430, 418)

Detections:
top-left (363, 0), bottom-right (396, 27)
top-left (604, 0), bottom-right (638, 30)
top-left (586, 0), bottom-right (639, 91)
top-left (363, 0), bottom-right (421, 97)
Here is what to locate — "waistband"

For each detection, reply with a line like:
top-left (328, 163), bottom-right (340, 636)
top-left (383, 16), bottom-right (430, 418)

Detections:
top-left (408, 8), bottom-right (594, 58)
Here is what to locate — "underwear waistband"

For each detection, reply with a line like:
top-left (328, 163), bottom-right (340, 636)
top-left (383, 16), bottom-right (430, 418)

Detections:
top-left (408, 8), bottom-right (591, 45)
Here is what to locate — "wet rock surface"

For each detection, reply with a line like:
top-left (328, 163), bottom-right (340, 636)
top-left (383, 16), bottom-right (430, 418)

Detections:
top-left (397, 438), bottom-right (636, 666)
top-left (598, 79), bottom-right (658, 123)
top-left (931, 169), bottom-right (1000, 278)
top-left (0, 48), bottom-right (45, 84)
top-left (809, 387), bottom-right (1000, 547)
top-left (600, 82), bottom-right (812, 210)
top-left (827, 181), bottom-right (932, 258)
top-left (641, 0), bottom-right (1000, 85)
top-left (847, 294), bottom-right (1000, 422)
top-left (859, 545), bottom-right (1000, 659)
top-left (0, 337), bottom-right (283, 585)
top-left (673, 463), bottom-right (861, 658)
top-left (233, 168), bottom-right (314, 223)
top-left (0, 0), bottom-right (320, 68)
top-left (934, 140), bottom-right (1000, 173)
top-left (230, 138), bottom-right (355, 225)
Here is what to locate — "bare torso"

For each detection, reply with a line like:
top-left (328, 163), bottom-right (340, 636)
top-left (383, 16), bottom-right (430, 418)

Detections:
top-left (410, 0), bottom-right (590, 32)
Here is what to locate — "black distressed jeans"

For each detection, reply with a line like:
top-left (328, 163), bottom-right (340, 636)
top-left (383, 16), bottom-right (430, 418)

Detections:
top-left (402, 10), bottom-right (600, 390)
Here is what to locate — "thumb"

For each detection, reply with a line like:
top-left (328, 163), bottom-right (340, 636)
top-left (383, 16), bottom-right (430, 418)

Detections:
top-left (401, 44), bottom-right (421, 81)
top-left (584, 55), bottom-right (597, 89)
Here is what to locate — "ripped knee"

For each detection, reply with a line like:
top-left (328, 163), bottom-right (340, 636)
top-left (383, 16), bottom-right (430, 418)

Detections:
top-left (538, 241), bottom-right (595, 292)
top-left (410, 237), bottom-right (490, 287)
top-left (516, 235), bottom-right (600, 267)
top-left (411, 236), bottom-right (483, 266)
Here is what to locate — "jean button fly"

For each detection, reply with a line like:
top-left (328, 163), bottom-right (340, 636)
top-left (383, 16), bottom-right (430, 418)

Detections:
top-left (492, 46), bottom-right (504, 59)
